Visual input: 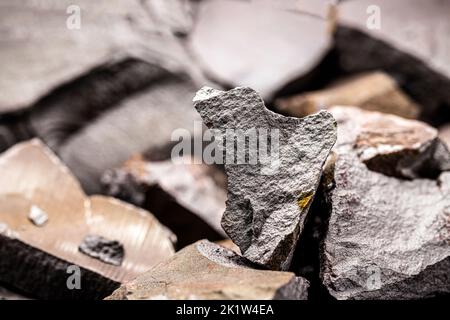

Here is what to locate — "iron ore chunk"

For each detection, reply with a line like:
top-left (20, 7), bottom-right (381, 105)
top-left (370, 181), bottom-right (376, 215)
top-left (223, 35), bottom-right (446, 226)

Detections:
top-left (321, 106), bottom-right (450, 300)
top-left (107, 240), bottom-right (309, 300)
top-left (79, 235), bottom-right (125, 266)
top-left (193, 87), bottom-right (337, 270)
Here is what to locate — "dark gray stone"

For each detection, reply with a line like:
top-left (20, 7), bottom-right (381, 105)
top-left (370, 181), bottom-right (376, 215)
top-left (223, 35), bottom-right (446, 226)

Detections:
top-left (193, 87), bottom-right (337, 270)
top-left (321, 106), bottom-right (450, 300)
top-left (79, 235), bottom-right (125, 266)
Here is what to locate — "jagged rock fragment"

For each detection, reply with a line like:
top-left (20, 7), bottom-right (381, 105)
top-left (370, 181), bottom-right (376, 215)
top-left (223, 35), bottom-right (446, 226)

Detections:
top-left (193, 87), bottom-right (337, 270)
top-left (276, 72), bottom-right (420, 119)
top-left (102, 155), bottom-right (227, 248)
top-left (0, 139), bottom-right (175, 299)
top-left (107, 240), bottom-right (309, 300)
top-left (336, 0), bottom-right (450, 122)
top-left (79, 235), bottom-right (125, 266)
top-left (189, 0), bottom-right (332, 99)
top-left (321, 106), bottom-right (450, 299)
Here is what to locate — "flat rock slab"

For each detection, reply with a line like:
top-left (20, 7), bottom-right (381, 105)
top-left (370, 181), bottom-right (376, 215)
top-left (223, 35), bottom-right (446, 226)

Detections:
top-left (0, 139), bottom-right (175, 299)
top-left (321, 106), bottom-right (450, 299)
top-left (193, 87), bottom-right (336, 270)
top-left (276, 72), bottom-right (420, 119)
top-left (107, 240), bottom-right (309, 300)
top-left (189, 0), bottom-right (332, 100)
top-left (102, 155), bottom-right (227, 248)
top-left (336, 0), bottom-right (450, 120)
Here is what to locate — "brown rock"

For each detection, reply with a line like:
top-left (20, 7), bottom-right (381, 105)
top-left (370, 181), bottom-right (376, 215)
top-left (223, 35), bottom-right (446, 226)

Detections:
top-left (107, 240), bottom-right (309, 300)
top-left (102, 155), bottom-right (227, 248)
top-left (276, 72), bottom-right (420, 119)
top-left (0, 139), bottom-right (175, 299)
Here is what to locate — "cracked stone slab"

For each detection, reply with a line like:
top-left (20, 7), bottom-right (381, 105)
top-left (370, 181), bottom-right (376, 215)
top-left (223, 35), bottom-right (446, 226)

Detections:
top-left (0, 139), bottom-right (175, 299)
top-left (336, 0), bottom-right (450, 121)
top-left (107, 240), bottom-right (309, 300)
top-left (276, 72), bottom-right (420, 119)
top-left (193, 87), bottom-right (337, 270)
top-left (102, 155), bottom-right (227, 248)
top-left (188, 0), bottom-right (332, 100)
top-left (321, 106), bottom-right (450, 299)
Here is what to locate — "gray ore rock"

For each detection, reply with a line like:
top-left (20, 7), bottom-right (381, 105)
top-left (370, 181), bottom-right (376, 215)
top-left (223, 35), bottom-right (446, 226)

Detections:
top-left (321, 106), bottom-right (450, 299)
top-left (193, 87), bottom-right (337, 270)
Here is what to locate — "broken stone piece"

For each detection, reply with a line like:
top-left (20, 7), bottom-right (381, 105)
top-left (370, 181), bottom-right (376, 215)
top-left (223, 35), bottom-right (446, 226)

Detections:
top-left (336, 0), bottom-right (450, 122)
top-left (79, 235), bottom-right (125, 266)
top-left (107, 240), bottom-right (309, 300)
top-left (0, 139), bottom-right (175, 299)
top-left (27, 205), bottom-right (48, 227)
top-left (321, 106), bottom-right (450, 299)
top-left (102, 155), bottom-right (227, 248)
top-left (193, 87), bottom-right (337, 270)
top-left (276, 72), bottom-right (420, 119)
top-left (189, 0), bottom-right (332, 100)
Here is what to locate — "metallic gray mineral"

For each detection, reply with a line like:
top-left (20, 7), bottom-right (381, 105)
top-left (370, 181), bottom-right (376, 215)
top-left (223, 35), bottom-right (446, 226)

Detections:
top-left (193, 87), bottom-right (337, 270)
top-left (79, 235), bottom-right (125, 266)
top-left (321, 106), bottom-right (450, 300)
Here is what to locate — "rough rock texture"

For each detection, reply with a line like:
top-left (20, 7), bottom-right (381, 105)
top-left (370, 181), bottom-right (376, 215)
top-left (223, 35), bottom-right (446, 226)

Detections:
top-left (336, 0), bottom-right (450, 123)
top-left (0, 139), bottom-right (175, 299)
top-left (276, 72), bottom-right (420, 119)
top-left (321, 106), bottom-right (450, 300)
top-left (193, 87), bottom-right (337, 270)
top-left (189, 0), bottom-right (332, 100)
top-left (107, 240), bottom-right (309, 300)
top-left (102, 155), bottom-right (227, 248)
top-left (79, 235), bottom-right (125, 266)
top-left (55, 72), bottom-right (202, 193)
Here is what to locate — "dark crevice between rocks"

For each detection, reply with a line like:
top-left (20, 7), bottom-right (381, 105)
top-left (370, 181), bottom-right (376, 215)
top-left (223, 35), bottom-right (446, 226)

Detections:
top-left (334, 26), bottom-right (450, 127)
top-left (289, 174), bottom-right (335, 301)
top-left (0, 58), bottom-right (186, 152)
